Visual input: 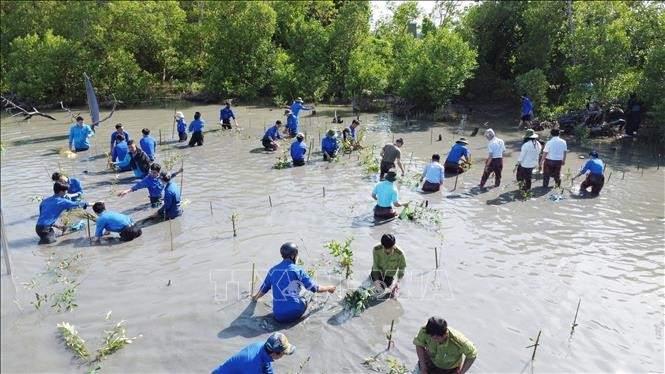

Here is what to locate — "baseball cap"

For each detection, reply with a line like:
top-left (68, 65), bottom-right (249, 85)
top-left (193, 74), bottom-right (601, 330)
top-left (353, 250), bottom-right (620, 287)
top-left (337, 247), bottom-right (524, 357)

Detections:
top-left (265, 333), bottom-right (296, 355)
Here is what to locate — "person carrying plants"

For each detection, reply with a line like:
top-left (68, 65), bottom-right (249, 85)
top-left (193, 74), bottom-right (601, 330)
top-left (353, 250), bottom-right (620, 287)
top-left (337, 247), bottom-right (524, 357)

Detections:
top-left (51, 172), bottom-right (84, 201)
top-left (68, 115), bottom-right (95, 152)
top-left (262, 121), bottom-right (283, 151)
top-left (252, 242), bottom-right (336, 323)
top-left (576, 150), bottom-right (605, 196)
top-left (371, 171), bottom-right (409, 219)
top-left (414, 316), bottom-right (477, 374)
top-left (290, 133), bottom-right (307, 167)
top-left (380, 138), bottom-right (405, 180)
top-left (219, 101), bottom-right (238, 130)
top-left (91, 201), bottom-right (142, 242)
top-left (211, 332), bottom-right (295, 374)
top-left (444, 138), bottom-right (470, 174)
top-left (420, 154), bottom-right (445, 192)
top-left (371, 234), bottom-right (406, 299)
top-left (348, 119), bottom-right (363, 149)
top-left (35, 182), bottom-right (89, 244)
top-left (321, 129), bottom-right (339, 161)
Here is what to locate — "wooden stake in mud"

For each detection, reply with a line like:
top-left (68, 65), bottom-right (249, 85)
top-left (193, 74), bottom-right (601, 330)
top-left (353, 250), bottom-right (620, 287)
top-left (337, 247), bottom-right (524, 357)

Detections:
top-left (452, 173), bottom-right (459, 191)
top-left (1, 210), bottom-right (12, 275)
top-left (231, 211), bottom-right (238, 237)
top-left (179, 160), bottom-right (184, 198)
top-left (268, 195), bottom-right (273, 207)
top-left (387, 319), bottom-right (395, 350)
top-left (210, 201), bottom-right (213, 216)
top-left (430, 129), bottom-right (433, 144)
top-left (526, 330), bottom-right (542, 361)
top-left (323, 186), bottom-right (326, 197)
top-left (606, 171), bottom-right (612, 183)
top-left (251, 262), bottom-right (256, 296)
top-left (622, 171), bottom-right (625, 180)
top-left (86, 214), bottom-right (91, 242)
top-left (571, 298), bottom-right (581, 331)
top-left (159, 129), bottom-right (162, 145)
top-left (171, 108), bottom-right (176, 139)
top-left (306, 144), bottom-right (312, 162)
top-left (434, 247), bottom-right (439, 269)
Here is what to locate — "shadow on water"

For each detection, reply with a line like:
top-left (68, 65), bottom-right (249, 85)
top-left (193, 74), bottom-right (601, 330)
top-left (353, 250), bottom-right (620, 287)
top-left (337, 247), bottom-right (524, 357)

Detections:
top-left (351, 213), bottom-right (398, 228)
top-left (327, 297), bottom-right (388, 326)
top-left (13, 134), bottom-right (69, 146)
top-left (217, 299), bottom-right (308, 339)
top-left (486, 186), bottom-right (551, 206)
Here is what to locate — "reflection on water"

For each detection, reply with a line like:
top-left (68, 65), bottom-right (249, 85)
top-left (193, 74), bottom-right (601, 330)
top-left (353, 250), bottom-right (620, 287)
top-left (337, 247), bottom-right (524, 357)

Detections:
top-left (1, 104), bottom-right (663, 373)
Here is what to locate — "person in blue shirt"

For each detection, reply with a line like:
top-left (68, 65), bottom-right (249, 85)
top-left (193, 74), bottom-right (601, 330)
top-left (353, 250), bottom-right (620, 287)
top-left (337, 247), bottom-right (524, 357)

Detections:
top-left (289, 97), bottom-right (312, 123)
top-left (111, 134), bottom-right (131, 171)
top-left (110, 123), bottom-right (130, 153)
top-left (51, 172), bottom-right (84, 200)
top-left (322, 129), bottom-right (339, 161)
top-left (35, 182), bottom-right (88, 244)
top-left (262, 121), bottom-right (283, 151)
top-left (290, 133), bottom-right (307, 167)
top-left (253, 242), bottom-right (336, 323)
top-left (576, 150), bottom-right (605, 196)
top-left (91, 202), bottom-right (141, 242)
top-left (519, 93), bottom-right (533, 129)
top-left (139, 128), bottom-right (157, 161)
top-left (68, 116), bottom-right (95, 152)
top-left (346, 119), bottom-right (363, 150)
top-left (284, 109), bottom-right (298, 137)
top-left (188, 111), bottom-right (205, 147)
top-left (219, 102), bottom-right (237, 130)
top-left (128, 140), bottom-right (151, 179)
top-left (420, 154), bottom-right (445, 192)
top-left (118, 163), bottom-right (183, 207)
top-left (175, 112), bottom-right (188, 142)
top-left (211, 332), bottom-right (295, 374)
top-left (444, 138), bottom-right (471, 174)
top-left (372, 171), bottom-right (410, 219)
top-left (150, 172), bottom-right (182, 220)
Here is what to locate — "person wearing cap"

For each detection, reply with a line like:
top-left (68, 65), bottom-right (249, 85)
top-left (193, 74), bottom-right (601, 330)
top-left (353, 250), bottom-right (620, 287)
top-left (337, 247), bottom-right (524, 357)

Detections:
top-left (372, 171), bottom-right (409, 219)
top-left (576, 151), bottom-right (605, 196)
top-left (519, 93), bottom-right (533, 129)
top-left (290, 133), bottom-right (307, 167)
top-left (380, 138), bottom-right (405, 180)
top-left (68, 116), bottom-right (95, 152)
top-left (139, 128), bottom-right (157, 161)
top-left (371, 234), bottom-right (406, 298)
top-left (51, 172), bottom-right (84, 201)
top-left (110, 123), bottom-right (130, 153)
top-left (284, 110), bottom-right (298, 137)
top-left (151, 172), bottom-right (182, 220)
top-left (444, 138), bottom-right (470, 174)
top-left (175, 112), bottom-right (188, 142)
top-left (289, 97), bottom-right (312, 120)
top-left (253, 242), bottom-right (336, 323)
top-left (479, 128), bottom-right (505, 188)
top-left (118, 163), bottom-right (183, 208)
top-left (111, 134), bottom-right (131, 171)
top-left (128, 140), bottom-right (151, 179)
top-left (188, 111), bottom-right (205, 147)
top-left (414, 316), bottom-right (477, 374)
top-left (219, 101), bottom-right (238, 130)
top-left (515, 129), bottom-right (542, 192)
top-left (262, 121), bottom-right (283, 151)
top-left (540, 128), bottom-right (567, 188)
top-left (321, 129), bottom-right (339, 161)
top-left (211, 332), bottom-right (295, 374)
top-left (420, 154), bottom-right (445, 192)
top-left (91, 201), bottom-right (141, 242)
top-left (36, 182), bottom-right (89, 244)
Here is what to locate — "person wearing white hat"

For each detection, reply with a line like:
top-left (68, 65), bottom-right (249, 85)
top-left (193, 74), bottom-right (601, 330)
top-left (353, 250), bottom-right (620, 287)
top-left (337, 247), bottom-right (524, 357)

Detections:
top-left (289, 97), bottom-right (313, 129)
top-left (175, 112), bottom-right (187, 142)
top-left (515, 129), bottom-right (542, 192)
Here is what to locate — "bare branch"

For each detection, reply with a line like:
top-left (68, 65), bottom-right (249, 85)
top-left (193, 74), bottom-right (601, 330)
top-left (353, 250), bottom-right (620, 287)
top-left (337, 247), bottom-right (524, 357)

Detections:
top-left (60, 101), bottom-right (76, 121)
top-left (1, 96), bottom-right (57, 121)
top-left (91, 95), bottom-right (120, 127)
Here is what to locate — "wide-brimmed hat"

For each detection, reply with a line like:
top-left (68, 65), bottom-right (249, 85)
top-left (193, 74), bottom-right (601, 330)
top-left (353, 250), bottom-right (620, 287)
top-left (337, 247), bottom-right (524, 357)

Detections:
top-left (326, 129), bottom-right (337, 138)
top-left (296, 132), bottom-right (305, 140)
top-left (385, 171), bottom-right (397, 182)
top-left (265, 333), bottom-right (296, 355)
top-left (456, 137), bottom-right (468, 145)
top-left (295, 97), bottom-right (303, 103)
top-left (524, 129), bottom-right (539, 139)
top-left (175, 112), bottom-right (184, 120)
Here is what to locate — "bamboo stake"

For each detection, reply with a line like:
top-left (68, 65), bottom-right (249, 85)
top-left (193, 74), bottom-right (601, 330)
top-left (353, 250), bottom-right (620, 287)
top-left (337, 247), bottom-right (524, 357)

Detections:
top-left (606, 171), bottom-right (612, 183)
top-left (526, 331), bottom-right (541, 361)
top-left (210, 201), bottom-right (213, 216)
top-left (171, 108), bottom-right (176, 139)
top-left (1, 210), bottom-right (12, 275)
top-left (571, 298), bottom-right (581, 331)
top-left (306, 144), bottom-right (311, 162)
top-left (453, 173), bottom-right (459, 191)
top-left (622, 171), bottom-right (625, 180)
top-left (86, 214), bottom-right (91, 242)
top-left (231, 211), bottom-right (238, 237)
top-left (387, 319), bottom-right (395, 350)
top-left (430, 129), bottom-right (433, 144)
top-left (434, 247), bottom-right (439, 269)
top-left (268, 195), bottom-right (272, 207)
top-left (323, 186), bottom-right (326, 197)
top-left (159, 129), bottom-right (162, 145)
top-left (179, 160), bottom-right (184, 198)
top-left (251, 262), bottom-right (255, 295)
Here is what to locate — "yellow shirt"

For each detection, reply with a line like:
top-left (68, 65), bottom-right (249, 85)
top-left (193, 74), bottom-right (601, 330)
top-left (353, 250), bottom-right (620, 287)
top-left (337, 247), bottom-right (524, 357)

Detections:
top-left (413, 327), bottom-right (477, 369)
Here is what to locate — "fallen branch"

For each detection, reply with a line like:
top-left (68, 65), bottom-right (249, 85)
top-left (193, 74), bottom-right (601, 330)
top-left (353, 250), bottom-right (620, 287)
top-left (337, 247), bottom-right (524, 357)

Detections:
top-left (1, 96), bottom-right (57, 120)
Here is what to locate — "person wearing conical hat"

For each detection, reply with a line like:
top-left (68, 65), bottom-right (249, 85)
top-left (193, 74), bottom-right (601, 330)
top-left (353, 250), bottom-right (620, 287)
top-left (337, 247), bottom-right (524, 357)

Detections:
top-left (444, 137), bottom-right (470, 174)
top-left (515, 129), bottom-right (542, 193)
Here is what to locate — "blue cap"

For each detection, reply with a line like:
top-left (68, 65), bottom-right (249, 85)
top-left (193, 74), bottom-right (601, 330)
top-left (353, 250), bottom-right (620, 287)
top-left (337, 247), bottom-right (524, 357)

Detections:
top-left (265, 333), bottom-right (295, 355)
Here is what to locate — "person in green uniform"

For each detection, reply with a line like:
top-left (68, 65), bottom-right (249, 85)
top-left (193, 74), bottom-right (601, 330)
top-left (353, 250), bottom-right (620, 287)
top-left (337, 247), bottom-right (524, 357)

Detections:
top-left (370, 234), bottom-right (406, 298)
top-left (413, 317), bottom-right (477, 374)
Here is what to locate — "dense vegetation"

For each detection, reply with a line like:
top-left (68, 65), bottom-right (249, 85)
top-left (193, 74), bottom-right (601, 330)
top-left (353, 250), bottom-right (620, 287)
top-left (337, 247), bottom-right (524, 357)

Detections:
top-left (1, 1), bottom-right (663, 123)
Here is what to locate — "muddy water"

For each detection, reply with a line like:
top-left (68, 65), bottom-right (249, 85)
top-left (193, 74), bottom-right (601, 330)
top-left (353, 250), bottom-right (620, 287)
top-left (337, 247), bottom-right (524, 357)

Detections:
top-left (1, 103), bottom-right (663, 373)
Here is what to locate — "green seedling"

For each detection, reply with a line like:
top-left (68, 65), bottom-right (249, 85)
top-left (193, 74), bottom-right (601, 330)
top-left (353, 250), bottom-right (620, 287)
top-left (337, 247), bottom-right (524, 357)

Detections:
top-left (50, 281), bottom-right (79, 312)
top-left (231, 210), bottom-right (238, 237)
top-left (324, 237), bottom-right (354, 279)
top-left (343, 287), bottom-right (374, 315)
top-left (57, 322), bottom-right (91, 361)
top-left (273, 150), bottom-right (291, 169)
top-left (93, 320), bottom-right (139, 364)
top-left (163, 151), bottom-right (183, 171)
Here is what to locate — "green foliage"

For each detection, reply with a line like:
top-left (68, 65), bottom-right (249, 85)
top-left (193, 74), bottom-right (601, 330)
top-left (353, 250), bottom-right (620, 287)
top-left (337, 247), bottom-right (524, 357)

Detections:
top-left (345, 37), bottom-right (391, 97)
top-left (93, 320), bottom-right (139, 364)
top-left (57, 322), bottom-right (91, 362)
top-left (515, 69), bottom-right (549, 113)
top-left (273, 150), bottom-right (291, 170)
top-left (324, 237), bottom-right (354, 279)
top-left (343, 287), bottom-right (373, 315)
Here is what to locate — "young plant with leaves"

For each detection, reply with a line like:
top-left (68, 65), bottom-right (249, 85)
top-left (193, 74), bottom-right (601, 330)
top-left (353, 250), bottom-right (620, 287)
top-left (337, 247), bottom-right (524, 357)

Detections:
top-left (324, 237), bottom-right (354, 279)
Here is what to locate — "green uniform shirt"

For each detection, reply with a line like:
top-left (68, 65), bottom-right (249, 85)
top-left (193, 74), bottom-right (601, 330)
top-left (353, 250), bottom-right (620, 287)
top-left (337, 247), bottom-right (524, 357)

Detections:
top-left (371, 244), bottom-right (406, 279)
top-left (413, 327), bottom-right (477, 369)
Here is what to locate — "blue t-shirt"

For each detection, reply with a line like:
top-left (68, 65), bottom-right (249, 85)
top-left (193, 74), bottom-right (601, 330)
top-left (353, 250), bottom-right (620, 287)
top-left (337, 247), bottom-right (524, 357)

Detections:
top-left (321, 137), bottom-right (338, 154)
top-left (286, 114), bottom-right (297, 133)
top-left (290, 102), bottom-right (311, 118)
top-left (177, 119), bottom-right (187, 133)
top-left (220, 107), bottom-right (235, 121)
top-left (110, 130), bottom-right (130, 147)
top-left (111, 141), bottom-right (129, 162)
top-left (188, 119), bottom-right (205, 133)
top-left (262, 125), bottom-right (281, 141)
top-left (67, 177), bottom-right (84, 196)
top-left (95, 211), bottom-right (133, 237)
top-left (140, 135), bottom-right (157, 161)
top-left (259, 260), bottom-right (318, 322)
top-left (445, 143), bottom-right (469, 163)
top-left (349, 125), bottom-right (357, 139)
top-left (372, 181), bottom-right (398, 208)
top-left (580, 158), bottom-right (604, 175)
top-left (68, 124), bottom-right (94, 149)
top-left (290, 140), bottom-right (307, 161)
top-left (211, 341), bottom-right (273, 374)
top-left (157, 182), bottom-right (182, 219)
top-left (522, 97), bottom-right (533, 116)
top-left (131, 175), bottom-right (165, 197)
top-left (423, 162), bottom-right (445, 184)
top-left (37, 195), bottom-right (87, 226)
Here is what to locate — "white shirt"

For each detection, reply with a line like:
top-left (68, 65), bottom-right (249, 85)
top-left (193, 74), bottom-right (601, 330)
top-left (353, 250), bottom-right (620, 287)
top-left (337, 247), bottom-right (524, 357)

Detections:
top-left (518, 140), bottom-right (542, 168)
top-left (488, 137), bottom-right (505, 158)
top-left (544, 136), bottom-right (567, 160)
top-left (422, 162), bottom-right (445, 184)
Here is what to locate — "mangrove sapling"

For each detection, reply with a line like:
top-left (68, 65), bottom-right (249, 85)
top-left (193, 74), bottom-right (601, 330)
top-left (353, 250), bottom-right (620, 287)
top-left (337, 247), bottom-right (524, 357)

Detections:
top-left (324, 237), bottom-right (354, 279)
top-left (385, 357), bottom-right (409, 374)
top-left (163, 152), bottom-right (183, 172)
top-left (231, 210), bottom-right (238, 237)
top-left (359, 148), bottom-right (379, 174)
top-left (92, 320), bottom-right (140, 364)
top-left (50, 281), bottom-right (79, 312)
top-left (273, 150), bottom-right (291, 169)
top-left (526, 330), bottom-right (542, 361)
top-left (57, 322), bottom-right (92, 362)
top-left (386, 320), bottom-right (395, 350)
top-left (397, 173), bottom-right (420, 189)
top-left (343, 286), bottom-right (374, 316)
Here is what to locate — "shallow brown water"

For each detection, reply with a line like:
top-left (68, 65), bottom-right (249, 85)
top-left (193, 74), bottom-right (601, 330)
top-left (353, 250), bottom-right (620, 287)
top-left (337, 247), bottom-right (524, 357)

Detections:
top-left (1, 103), bottom-right (663, 373)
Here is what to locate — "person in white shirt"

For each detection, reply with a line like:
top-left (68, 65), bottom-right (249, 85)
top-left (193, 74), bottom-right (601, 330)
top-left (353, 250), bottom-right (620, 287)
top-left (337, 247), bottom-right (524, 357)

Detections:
top-left (540, 128), bottom-right (567, 188)
top-left (515, 129), bottom-right (542, 192)
top-left (420, 154), bottom-right (445, 192)
top-left (479, 129), bottom-right (505, 188)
